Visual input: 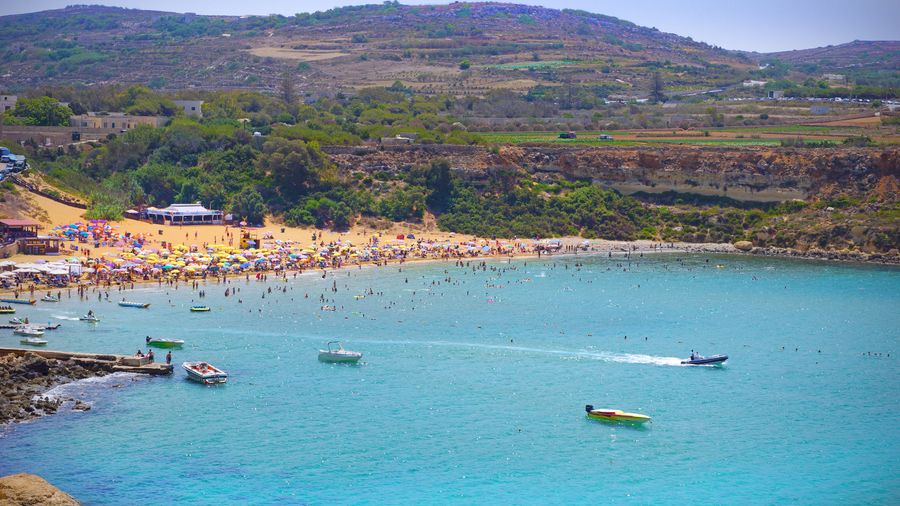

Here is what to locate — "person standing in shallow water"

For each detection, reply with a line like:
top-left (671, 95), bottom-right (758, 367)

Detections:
top-left (166, 351), bottom-right (172, 365)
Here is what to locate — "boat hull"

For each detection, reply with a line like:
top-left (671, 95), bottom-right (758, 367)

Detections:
top-left (20, 339), bottom-right (47, 346)
top-left (318, 352), bottom-right (362, 363)
top-left (585, 405), bottom-right (651, 424)
top-left (681, 354), bottom-right (728, 365)
top-left (190, 307), bottom-right (210, 312)
top-left (148, 339), bottom-right (184, 348)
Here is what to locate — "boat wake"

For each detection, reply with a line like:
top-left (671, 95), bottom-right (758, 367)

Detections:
top-left (353, 339), bottom-right (684, 367)
top-left (53, 315), bottom-right (81, 321)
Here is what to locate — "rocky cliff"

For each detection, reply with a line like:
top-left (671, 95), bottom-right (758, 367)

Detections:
top-left (325, 145), bottom-right (900, 203)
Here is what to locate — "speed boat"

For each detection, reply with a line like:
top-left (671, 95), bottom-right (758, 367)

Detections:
top-left (14, 325), bottom-right (45, 337)
top-left (118, 300), bottom-right (150, 308)
top-left (147, 338), bottom-right (185, 348)
top-left (183, 362), bottom-right (227, 384)
top-left (80, 314), bottom-right (100, 323)
top-left (20, 337), bottom-right (48, 346)
top-left (190, 305), bottom-right (210, 312)
top-left (585, 405), bottom-right (651, 424)
top-left (41, 295), bottom-right (60, 302)
top-left (318, 341), bottom-right (363, 364)
top-left (681, 353), bottom-right (728, 365)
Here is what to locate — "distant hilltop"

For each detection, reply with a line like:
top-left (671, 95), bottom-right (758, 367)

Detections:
top-left (0, 2), bottom-right (895, 95)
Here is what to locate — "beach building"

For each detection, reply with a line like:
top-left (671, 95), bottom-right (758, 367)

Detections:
top-left (0, 219), bottom-right (39, 240)
top-left (174, 100), bottom-right (204, 118)
top-left (145, 203), bottom-right (223, 225)
top-left (20, 235), bottom-right (61, 255)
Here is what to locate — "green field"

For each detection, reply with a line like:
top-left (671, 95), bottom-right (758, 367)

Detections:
top-left (481, 60), bottom-right (581, 70)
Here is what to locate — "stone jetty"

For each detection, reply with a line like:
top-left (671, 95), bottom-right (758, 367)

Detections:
top-left (0, 348), bottom-right (172, 424)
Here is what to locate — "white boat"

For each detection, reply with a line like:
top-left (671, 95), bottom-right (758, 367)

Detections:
top-left (14, 325), bottom-right (45, 337)
top-left (80, 314), bottom-right (100, 322)
top-left (41, 295), bottom-right (59, 302)
top-left (318, 341), bottom-right (363, 364)
top-left (20, 337), bottom-right (48, 346)
top-left (182, 361), bottom-right (227, 384)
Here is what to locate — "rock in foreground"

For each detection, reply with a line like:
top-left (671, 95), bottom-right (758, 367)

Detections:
top-left (0, 473), bottom-right (80, 505)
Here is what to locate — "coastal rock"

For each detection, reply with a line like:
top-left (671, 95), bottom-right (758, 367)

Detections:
top-left (0, 473), bottom-right (80, 505)
top-left (733, 241), bottom-right (753, 252)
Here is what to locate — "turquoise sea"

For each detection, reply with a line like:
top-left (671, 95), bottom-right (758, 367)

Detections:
top-left (0, 253), bottom-right (898, 504)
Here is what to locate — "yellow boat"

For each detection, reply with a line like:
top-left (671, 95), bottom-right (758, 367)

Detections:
top-left (585, 405), bottom-right (651, 424)
top-left (190, 305), bottom-right (210, 312)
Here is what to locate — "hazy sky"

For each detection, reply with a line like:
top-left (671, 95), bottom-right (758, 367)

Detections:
top-left (2, 0), bottom-right (898, 52)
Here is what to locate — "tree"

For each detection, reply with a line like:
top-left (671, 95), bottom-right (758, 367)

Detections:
top-left (257, 137), bottom-right (329, 201)
top-left (650, 72), bottom-right (666, 103)
top-left (230, 187), bottom-right (267, 225)
top-left (11, 96), bottom-right (73, 126)
top-left (425, 159), bottom-right (453, 212)
top-left (459, 59), bottom-right (471, 70)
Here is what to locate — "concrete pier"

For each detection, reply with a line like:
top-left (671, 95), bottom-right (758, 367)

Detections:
top-left (0, 348), bottom-right (173, 375)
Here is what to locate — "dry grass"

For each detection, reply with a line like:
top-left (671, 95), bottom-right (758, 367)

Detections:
top-left (246, 47), bottom-right (349, 61)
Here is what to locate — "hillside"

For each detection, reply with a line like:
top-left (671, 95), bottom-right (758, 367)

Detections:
top-left (0, 3), bottom-right (755, 96)
top-left (763, 40), bottom-right (900, 70)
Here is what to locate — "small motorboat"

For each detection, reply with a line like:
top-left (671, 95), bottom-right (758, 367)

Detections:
top-left (8, 317), bottom-right (25, 325)
top-left (0, 306), bottom-right (15, 314)
top-left (1, 298), bottom-right (36, 305)
top-left (80, 314), bottom-right (100, 323)
top-left (118, 300), bottom-right (150, 308)
top-left (183, 361), bottom-right (227, 384)
top-left (681, 353), bottom-right (728, 366)
top-left (190, 305), bottom-right (210, 312)
top-left (14, 325), bottom-right (45, 337)
top-left (318, 341), bottom-right (363, 364)
top-left (147, 338), bottom-right (184, 349)
top-left (585, 405), bottom-right (651, 424)
top-left (41, 294), bottom-right (60, 302)
top-left (20, 337), bottom-right (48, 346)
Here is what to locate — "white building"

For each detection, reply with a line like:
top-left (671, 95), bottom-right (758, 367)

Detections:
top-left (742, 80), bottom-right (768, 88)
top-left (145, 203), bottom-right (223, 225)
top-left (174, 100), bottom-right (204, 119)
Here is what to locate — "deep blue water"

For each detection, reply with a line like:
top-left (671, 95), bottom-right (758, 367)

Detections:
top-left (1, 253), bottom-right (898, 505)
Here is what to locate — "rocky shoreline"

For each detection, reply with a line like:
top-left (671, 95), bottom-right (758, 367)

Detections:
top-left (0, 352), bottom-right (115, 425)
top-left (0, 473), bottom-right (80, 505)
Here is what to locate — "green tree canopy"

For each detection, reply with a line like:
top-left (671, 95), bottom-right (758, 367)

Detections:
top-left (10, 96), bottom-right (73, 126)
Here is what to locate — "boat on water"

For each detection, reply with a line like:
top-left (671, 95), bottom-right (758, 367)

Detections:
top-left (190, 305), bottom-right (210, 312)
top-left (0, 306), bottom-right (15, 314)
top-left (147, 337), bottom-right (184, 348)
top-left (14, 325), bottom-right (45, 337)
top-left (41, 295), bottom-right (59, 302)
top-left (182, 362), bottom-right (227, 384)
top-left (20, 337), bottom-right (48, 346)
top-left (318, 341), bottom-right (363, 364)
top-left (0, 298), bottom-right (36, 305)
top-left (681, 353), bottom-right (728, 366)
top-left (118, 300), bottom-right (150, 308)
top-left (321, 305), bottom-right (336, 311)
top-left (80, 313), bottom-right (100, 322)
top-left (585, 405), bottom-right (651, 424)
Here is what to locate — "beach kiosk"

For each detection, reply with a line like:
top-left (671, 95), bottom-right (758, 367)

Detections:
top-left (145, 203), bottom-right (223, 226)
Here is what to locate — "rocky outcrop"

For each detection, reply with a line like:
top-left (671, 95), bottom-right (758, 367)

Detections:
top-left (325, 145), bottom-right (900, 203)
top-left (0, 352), bottom-right (114, 424)
top-left (0, 474), bottom-right (79, 505)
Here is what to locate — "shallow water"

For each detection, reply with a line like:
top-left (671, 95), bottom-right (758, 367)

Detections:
top-left (1, 254), bottom-right (898, 504)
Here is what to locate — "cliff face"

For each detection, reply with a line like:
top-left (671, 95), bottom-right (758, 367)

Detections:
top-left (325, 145), bottom-right (900, 203)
